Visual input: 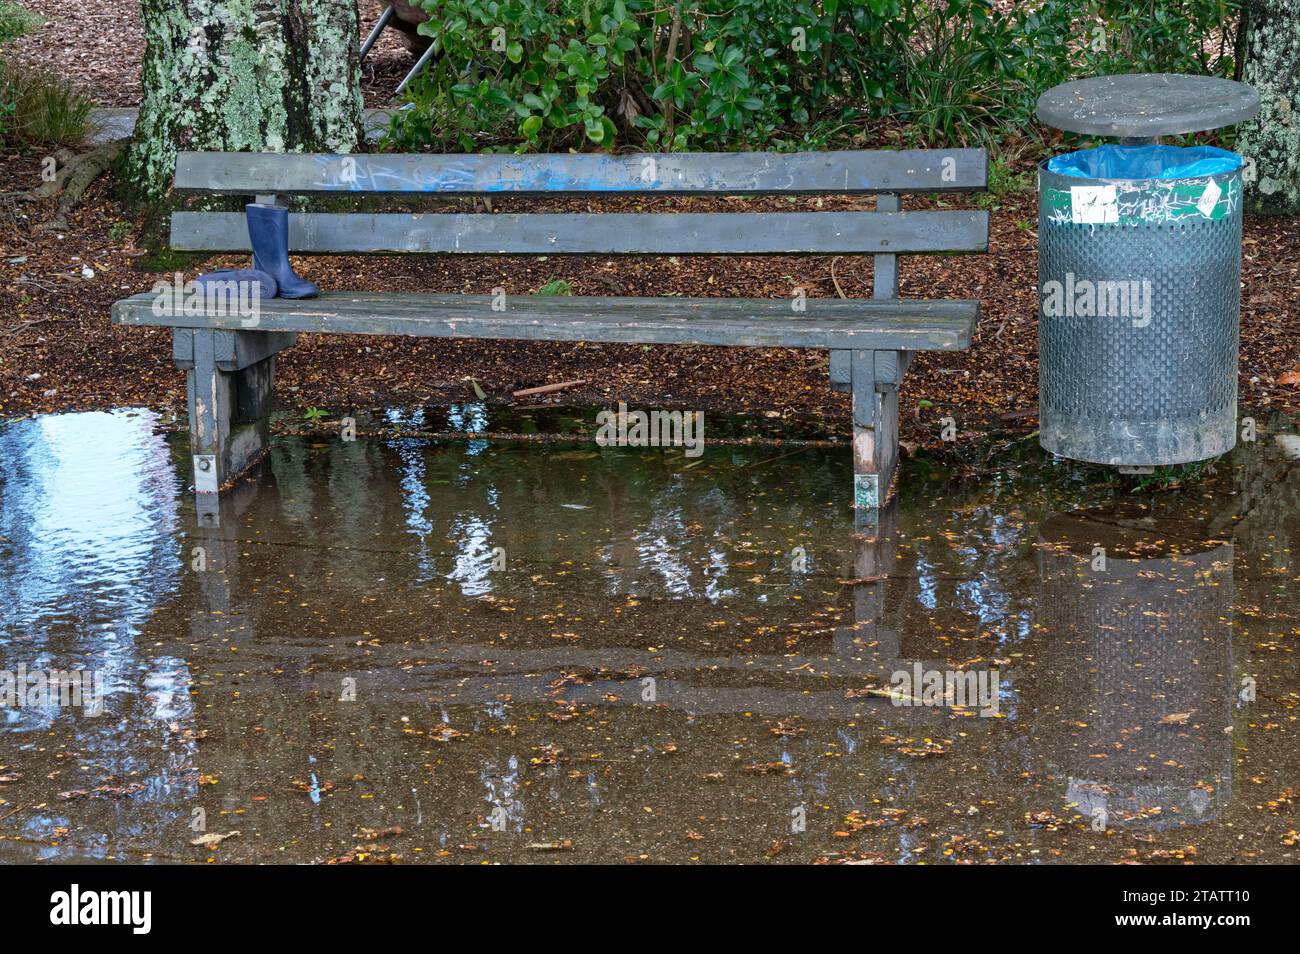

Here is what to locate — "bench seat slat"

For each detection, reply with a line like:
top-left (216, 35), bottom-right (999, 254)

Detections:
top-left (170, 210), bottom-right (988, 256)
top-left (174, 149), bottom-right (989, 195)
top-left (112, 292), bottom-right (978, 351)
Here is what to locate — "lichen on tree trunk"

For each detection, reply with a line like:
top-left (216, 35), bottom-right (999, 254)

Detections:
top-left (126, 0), bottom-right (364, 201)
top-left (1239, 0), bottom-right (1300, 215)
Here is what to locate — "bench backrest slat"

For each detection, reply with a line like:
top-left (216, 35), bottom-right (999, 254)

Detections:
top-left (174, 149), bottom-right (988, 196)
top-left (170, 210), bottom-right (989, 256)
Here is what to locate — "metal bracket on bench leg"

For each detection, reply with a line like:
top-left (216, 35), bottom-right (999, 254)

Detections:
top-left (854, 473), bottom-right (880, 511)
top-left (193, 454), bottom-right (219, 494)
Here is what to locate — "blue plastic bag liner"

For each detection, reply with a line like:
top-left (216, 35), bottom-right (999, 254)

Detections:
top-left (1047, 144), bottom-right (1242, 180)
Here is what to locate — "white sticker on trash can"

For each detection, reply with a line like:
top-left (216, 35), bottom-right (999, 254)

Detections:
top-left (1197, 179), bottom-right (1222, 218)
top-left (1070, 185), bottom-right (1118, 224)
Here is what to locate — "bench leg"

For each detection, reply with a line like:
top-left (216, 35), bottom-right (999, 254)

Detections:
top-left (183, 330), bottom-right (276, 493)
top-left (851, 349), bottom-right (900, 526)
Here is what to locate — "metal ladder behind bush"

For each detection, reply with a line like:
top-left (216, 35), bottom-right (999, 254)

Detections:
top-left (360, 5), bottom-right (437, 94)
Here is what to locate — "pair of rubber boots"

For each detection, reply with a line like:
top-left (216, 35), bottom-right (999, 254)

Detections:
top-left (194, 203), bottom-right (318, 300)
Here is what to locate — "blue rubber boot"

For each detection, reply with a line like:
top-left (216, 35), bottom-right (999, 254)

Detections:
top-left (245, 203), bottom-right (319, 299)
top-left (194, 268), bottom-right (278, 300)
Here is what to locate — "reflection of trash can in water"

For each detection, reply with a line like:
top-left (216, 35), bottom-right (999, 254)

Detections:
top-left (1032, 507), bottom-right (1235, 829)
top-left (1037, 144), bottom-right (1245, 465)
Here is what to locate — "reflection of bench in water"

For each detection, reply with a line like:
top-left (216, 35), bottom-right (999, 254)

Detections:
top-left (178, 485), bottom-right (990, 723)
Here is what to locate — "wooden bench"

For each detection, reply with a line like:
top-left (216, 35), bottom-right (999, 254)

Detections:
top-left (111, 149), bottom-right (989, 517)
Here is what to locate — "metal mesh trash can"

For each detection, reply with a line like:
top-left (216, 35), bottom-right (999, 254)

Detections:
top-left (1035, 74), bottom-right (1260, 467)
top-left (1038, 157), bottom-right (1244, 464)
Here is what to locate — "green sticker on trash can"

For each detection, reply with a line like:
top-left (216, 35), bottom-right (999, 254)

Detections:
top-left (1043, 175), bottom-right (1240, 227)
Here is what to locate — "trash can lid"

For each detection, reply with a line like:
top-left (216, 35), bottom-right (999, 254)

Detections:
top-left (1037, 73), bottom-right (1260, 139)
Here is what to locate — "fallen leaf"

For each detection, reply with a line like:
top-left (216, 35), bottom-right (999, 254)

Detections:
top-left (190, 831), bottom-right (240, 848)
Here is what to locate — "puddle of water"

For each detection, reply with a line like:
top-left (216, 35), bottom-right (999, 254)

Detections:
top-left (0, 406), bottom-right (1296, 863)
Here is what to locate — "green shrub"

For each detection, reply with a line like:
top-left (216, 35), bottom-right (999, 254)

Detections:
top-left (535, 278), bottom-right (573, 295)
top-left (0, 1), bottom-right (43, 140)
top-left (1129, 459), bottom-right (1215, 492)
top-left (0, 0), bottom-right (41, 45)
top-left (0, 60), bottom-right (93, 146)
top-left (383, 0), bottom-right (1243, 154)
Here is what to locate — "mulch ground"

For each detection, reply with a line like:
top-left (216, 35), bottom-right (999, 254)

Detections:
top-left (7, 0), bottom-right (429, 109)
top-left (3, 153), bottom-right (1298, 442)
top-left (2, 0), bottom-right (1298, 438)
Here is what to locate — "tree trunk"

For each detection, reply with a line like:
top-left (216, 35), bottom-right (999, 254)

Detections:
top-left (1239, 0), bottom-right (1300, 215)
top-left (127, 0), bottom-right (364, 201)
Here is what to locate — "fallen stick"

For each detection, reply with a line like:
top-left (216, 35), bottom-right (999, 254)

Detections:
top-left (32, 140), bottom-right (128, 233)
top-left (512, 379), bottom-right (587, 399)
top-left (1, 317), bottom-right (50, 338)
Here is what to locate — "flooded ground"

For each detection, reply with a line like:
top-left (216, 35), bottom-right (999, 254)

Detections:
top-left (0, 405), bottom-right (1296, 864)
